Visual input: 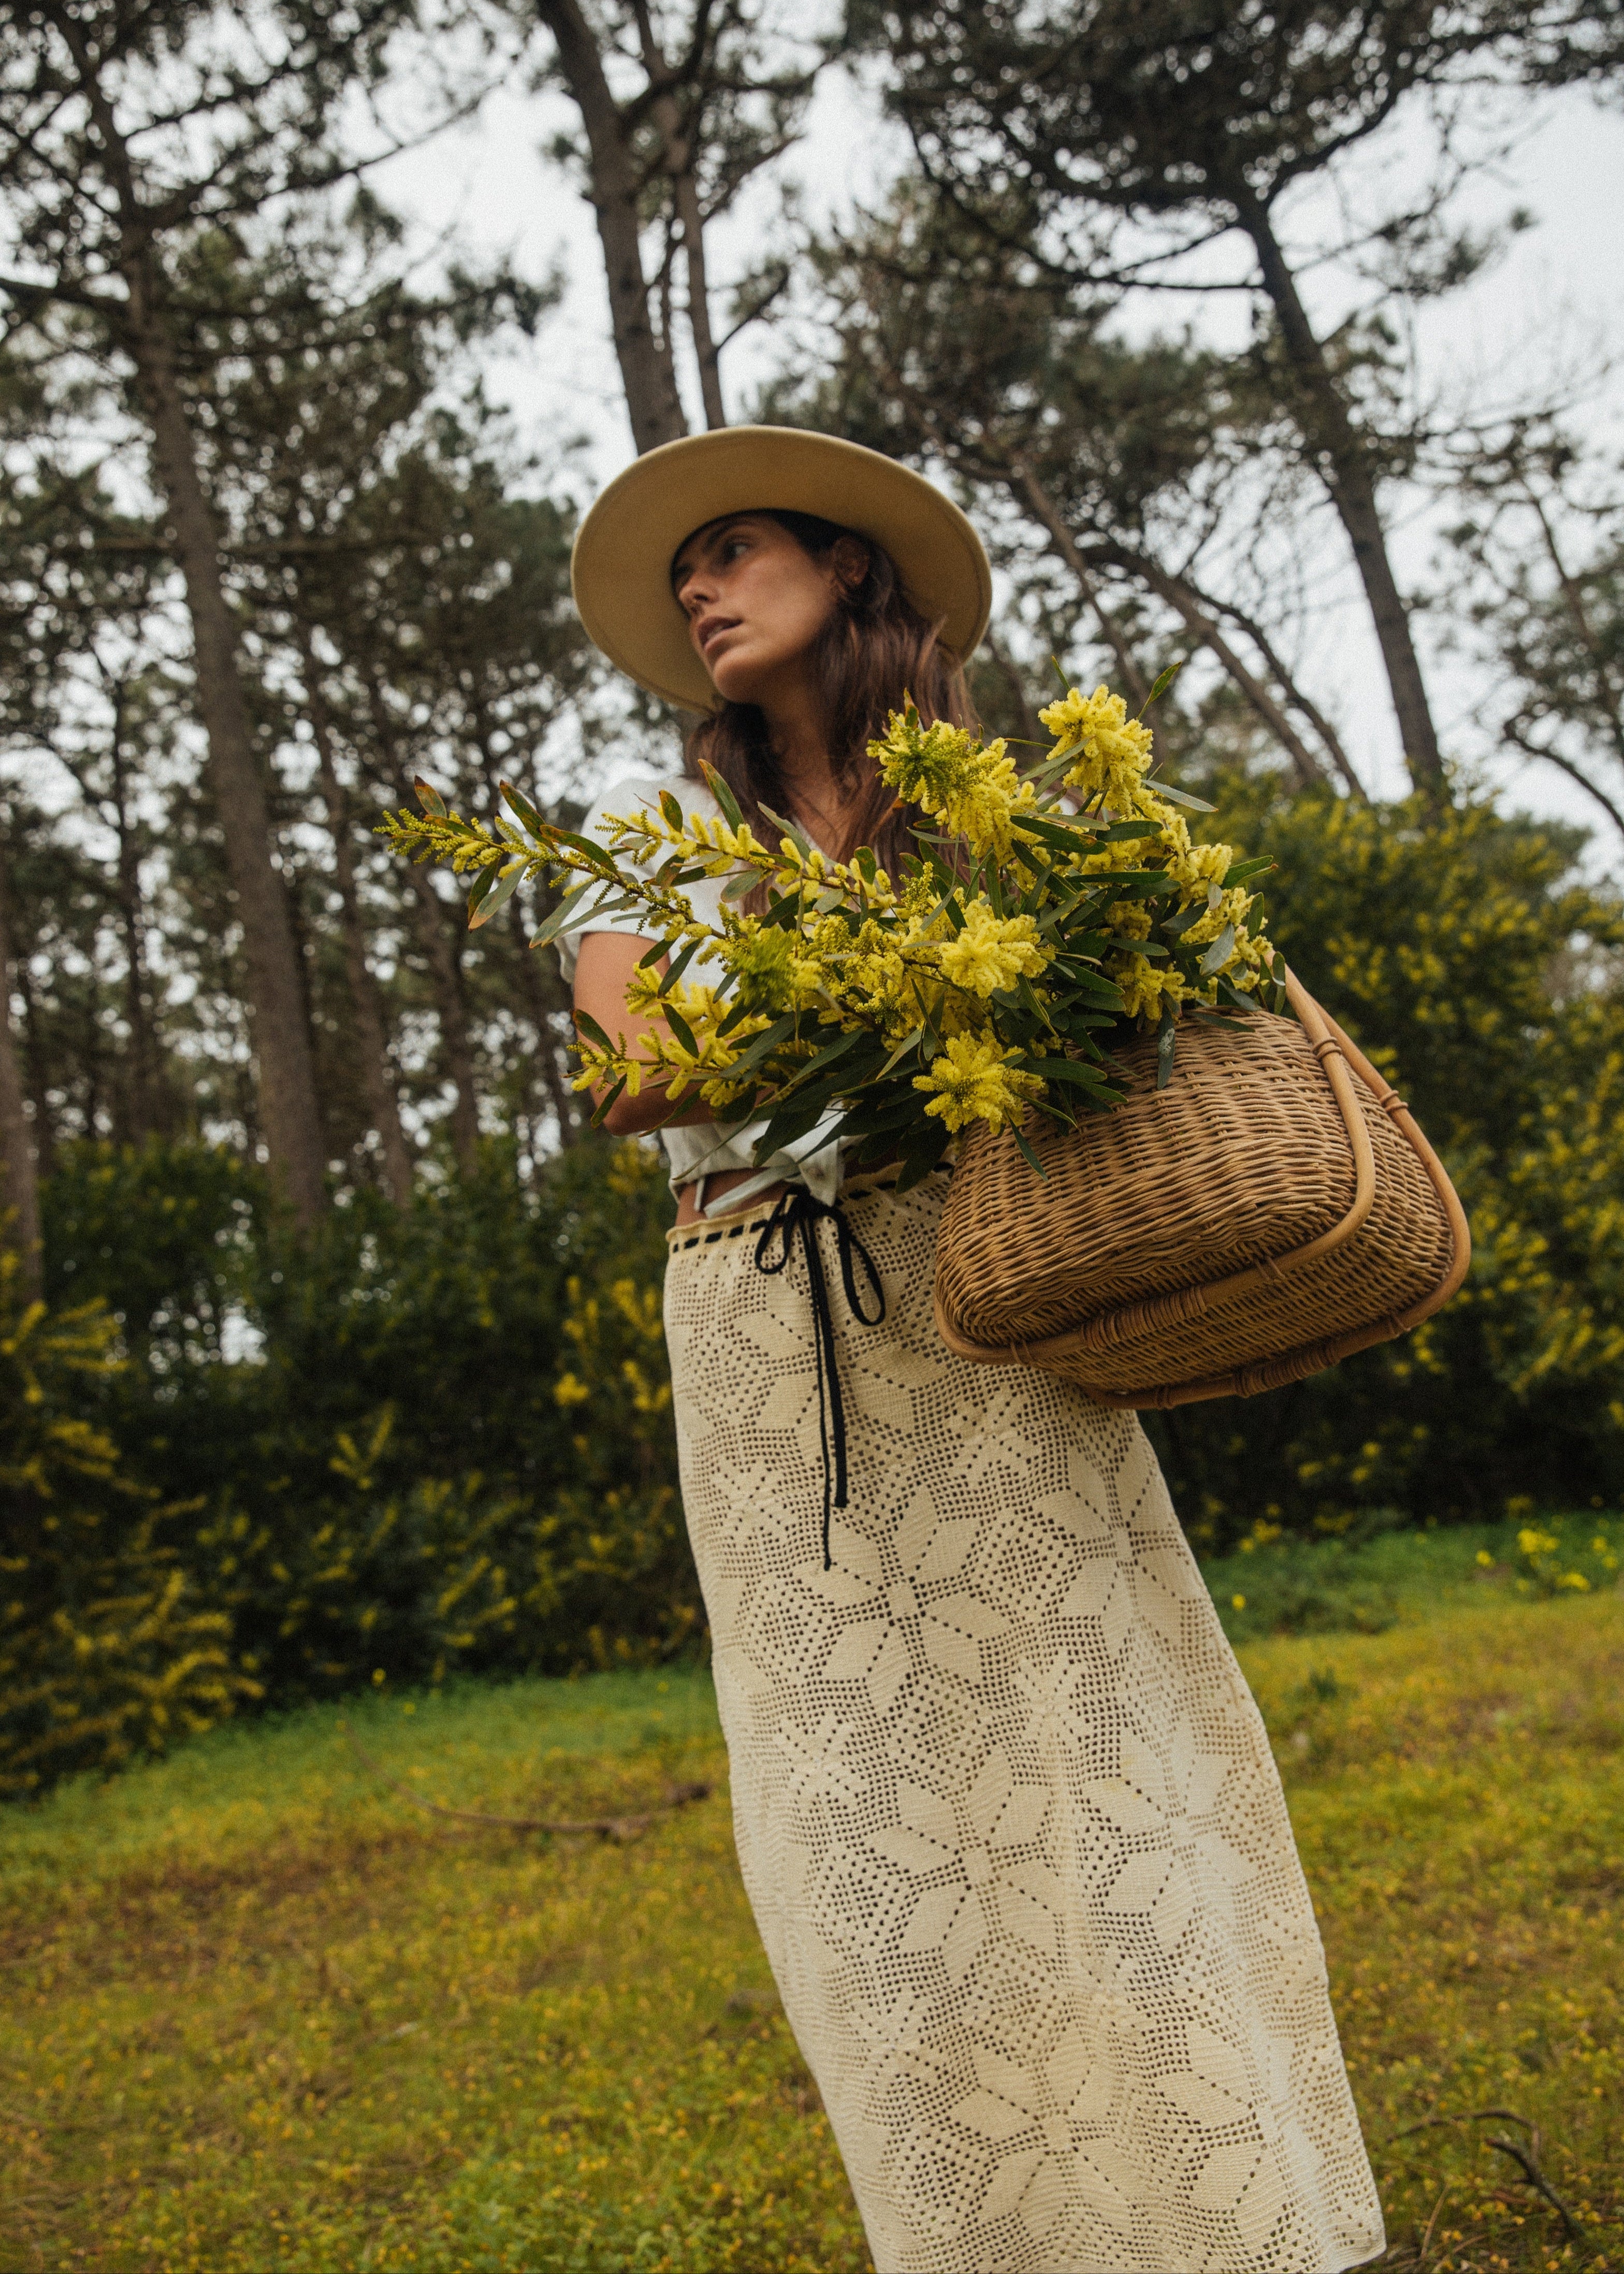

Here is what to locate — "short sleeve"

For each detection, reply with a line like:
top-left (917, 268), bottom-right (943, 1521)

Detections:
top-left (550, 771), bottom-right (678, 981)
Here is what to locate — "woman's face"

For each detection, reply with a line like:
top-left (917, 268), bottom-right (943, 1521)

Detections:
top-left (671, 514), bottom-right (862, 709)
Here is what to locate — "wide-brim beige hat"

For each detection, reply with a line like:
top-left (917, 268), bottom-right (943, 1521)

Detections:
top-left (570, 426), bottom-right (993, 713)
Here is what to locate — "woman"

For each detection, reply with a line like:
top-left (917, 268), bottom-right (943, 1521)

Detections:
top-left (562, 427), bottom-right (1384, 2274)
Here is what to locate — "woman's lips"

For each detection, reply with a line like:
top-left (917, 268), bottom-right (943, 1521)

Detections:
top-left (697, 616), bottom-right (741, 658)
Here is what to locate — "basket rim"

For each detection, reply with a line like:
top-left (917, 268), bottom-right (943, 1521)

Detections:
top-left (932, 966), bottom-right (1471, 1403)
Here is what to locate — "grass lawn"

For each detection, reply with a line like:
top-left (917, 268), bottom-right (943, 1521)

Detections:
top-left (2, 1523), bottom-right (1620, 2273)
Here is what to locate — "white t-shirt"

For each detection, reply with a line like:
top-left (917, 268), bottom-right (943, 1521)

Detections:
top-left (554, 771), bottom-right (848, 1210)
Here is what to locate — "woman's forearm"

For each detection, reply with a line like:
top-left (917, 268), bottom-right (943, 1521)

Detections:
top-left (573, 930), bottom-right (723, 1137)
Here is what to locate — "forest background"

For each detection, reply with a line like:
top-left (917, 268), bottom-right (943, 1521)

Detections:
top-left (3, 0), bottom-right (1623, 1798)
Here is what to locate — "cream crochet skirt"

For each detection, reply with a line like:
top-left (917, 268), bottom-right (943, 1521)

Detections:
top-left (664, 1171), bottom-right (1384, 2274)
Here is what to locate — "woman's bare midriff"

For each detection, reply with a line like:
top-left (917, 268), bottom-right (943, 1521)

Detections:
top-left (673, 1166), bottom-right (785, 1227)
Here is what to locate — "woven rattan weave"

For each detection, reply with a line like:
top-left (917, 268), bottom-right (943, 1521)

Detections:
top-left (933, 970), bottom-right (1470, 1408)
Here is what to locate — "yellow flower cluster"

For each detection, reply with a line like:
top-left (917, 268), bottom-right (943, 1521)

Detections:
top-left (872, 709), bottom-right (1038, 862)
top-left (912, 1034), bottom-right (1045, 1133)
top-left (1040, 682), bottom-right (1155, 813)
top-left (383, 676), bottom-right (1282, 1152)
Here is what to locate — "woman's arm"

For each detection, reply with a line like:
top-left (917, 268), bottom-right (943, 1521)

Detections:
top-left (572, 931), bottom-right (717, 1137)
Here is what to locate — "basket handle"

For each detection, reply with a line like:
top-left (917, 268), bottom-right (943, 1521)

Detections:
top-left (1309, 996), bottom-right (1472, 1327)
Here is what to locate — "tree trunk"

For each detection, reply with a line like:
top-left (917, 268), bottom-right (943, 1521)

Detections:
top-left (405, 865), bottom-right (482, 1174)
top-left (0, 825), bottom-right (44, 1301)
top-left (298, 633), bottom-right (415, 1204)
top-left (470, 729), bottom-right (581, 1149)
top-left (9, 949), bottom-right (55, 1181)
top-left (508, 889), bottom-right (582, 1150)
top-left (650, 82), bottom-right (726, 430)
top-left (120, 263), bottom-right (327, 1221)
top-left (1012, 462), bottom-right (1152, 706)
top-left (106, 686), bottom-right (163, 1140)
top-left (677, 166), bottom-right (726, 430)
top-left (981, 625), bottom-right (1044, 746)
top-left (1234, 186), bottom-right (1445, 798)
top-left (538, 0), bottom-right (689, 452)
top-left (363, 681), bottom-right (481, 1171)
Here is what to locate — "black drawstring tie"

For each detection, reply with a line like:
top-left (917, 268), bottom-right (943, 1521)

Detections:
top-left (753, 1187), bottom-right (886, 1571)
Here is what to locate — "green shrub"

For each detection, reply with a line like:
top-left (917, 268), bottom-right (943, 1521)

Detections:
top-left (13, 1133), bottom-right (688, 1764)
top-left (0, 1251), bottom-right (255, 1797)
top-left (191, 1412), bottom-right (526, 1697)
top-left (516, 1149), bottom-right (702, 1671)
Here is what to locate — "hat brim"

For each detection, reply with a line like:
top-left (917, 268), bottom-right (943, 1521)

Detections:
top-left (570, 427), bottom-right (993, 713)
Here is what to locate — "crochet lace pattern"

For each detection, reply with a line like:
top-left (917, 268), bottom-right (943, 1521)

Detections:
top-left (664, 1176), bottom-right (1384, 2274)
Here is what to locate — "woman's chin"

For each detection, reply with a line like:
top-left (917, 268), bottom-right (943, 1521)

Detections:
top-left (707, 656), bottom-right (769, 706)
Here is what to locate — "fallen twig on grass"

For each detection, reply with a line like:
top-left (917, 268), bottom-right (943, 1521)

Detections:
top-left (1383, 2107), bottom-right (1589, 2254)
top-left (340, 1721), bottom-right (711, 1841)
top-left (1486, 2134), bottom-right (1584, 2241)
top-left (1415, 2180), bottom-right (1451, 2270)
top-left (1385, 2106), bottom-right (1541, 2148)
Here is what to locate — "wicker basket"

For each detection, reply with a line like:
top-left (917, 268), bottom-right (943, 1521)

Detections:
top-left (932, 969), bottom-right (1470, 1407)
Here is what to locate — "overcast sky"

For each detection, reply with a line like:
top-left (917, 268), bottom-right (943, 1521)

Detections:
top-left (372, 55), bottom-right (1624, 835)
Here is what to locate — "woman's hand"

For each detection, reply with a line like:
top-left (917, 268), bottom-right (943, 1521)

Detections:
top-left (572, 931), bottom-right (717, 1137)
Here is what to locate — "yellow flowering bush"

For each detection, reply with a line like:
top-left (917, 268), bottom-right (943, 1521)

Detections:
top-left (382, 679), bottom-right (1281, 1185)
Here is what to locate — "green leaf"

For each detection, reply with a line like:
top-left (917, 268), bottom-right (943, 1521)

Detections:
top-left (658, 937), bottom-right (704, 993)
top-left (1053, 968), bottom-right (1124, 1009)
top-left (1020, 1056), bottom-right (1119, 1091)
top-left (879, 1025), bottom-right (925, 1077)
top-left (1199, 922), bottom-right (1237, 976)
top-left (772, 1025), bottom-right (869, 1096)
top-left (721, 868), bottom-right (759, 902)
top-left (1011, 1122), bottom-right (1048, 1179)
top-left (467, 863), bottom-right (523, 930)
top-left (574, 1007), bottom-right (615, 1052)
top-left (1146, 780), bottom-right (1216, 813)
top-left (1223, 855), bottom-right (1275, 883)
top-left (547, 827), bottom-right (622, 876)
top-left (414, 776), bottom-right (448, 817)
top-left (894, 1122), bottom-right (952, 1192)
top-left (758, 802), bottom-right (812, 857)
top-left (715, 996), bottom-right (757, 1040)
top-left (1018, 814), bottom-right (1097, 854)
top-left (711, 1012), bottom-right (800, 1085)
top-left (662, 1002), bottom-right (698, 1054)
top-left (529, 880), bottom-right (592, 949)
top-left (1099, 819), bottom-right (1163, 842)
top-left (699, 761), bottom-right (745, 829)
top-left (755, 1100), bottom-right (839, 1157)
top-left (588, 1074), bottom-right (627, 1127)
top-left (499, 779), bottom-right (544, 835)
top-left (1140, 659), bottom-right (1184, 715)
top-left (659, 788), bottom-right (685, 830)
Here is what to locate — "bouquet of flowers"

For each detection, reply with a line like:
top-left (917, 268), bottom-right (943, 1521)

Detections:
top-left (381, 677), bottom-right (1284, 1190)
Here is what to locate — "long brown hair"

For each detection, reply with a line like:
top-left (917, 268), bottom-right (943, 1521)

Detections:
top-left (681, 509), bottom-right (976, 879)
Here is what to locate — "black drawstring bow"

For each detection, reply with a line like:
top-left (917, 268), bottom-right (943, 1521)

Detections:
top-left (753, 1187), bottom-right (887, 1570)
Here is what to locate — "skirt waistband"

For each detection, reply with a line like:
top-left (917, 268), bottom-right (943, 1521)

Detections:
top-left (664, 1163), bottom-right (941, 1255)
